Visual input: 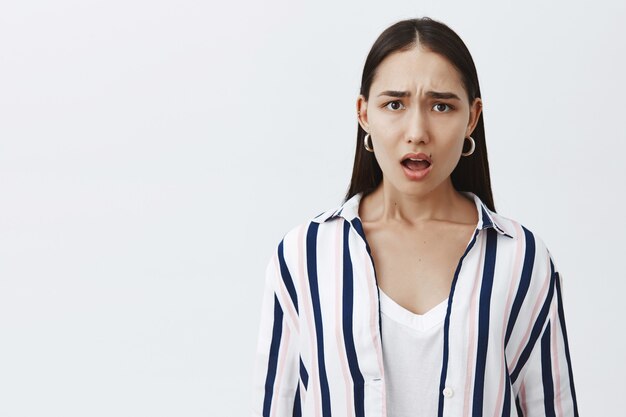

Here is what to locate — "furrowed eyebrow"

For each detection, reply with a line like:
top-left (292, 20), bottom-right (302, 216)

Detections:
top-left (377, 90), bottom-right (410, 98)
top-left (376, 90), bottom-right (461, 100)
top-left (426, 91), bottom-right (461, 100)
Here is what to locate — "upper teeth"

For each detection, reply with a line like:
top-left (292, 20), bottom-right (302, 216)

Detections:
top-left (409, 158), bottom-right (424, 161)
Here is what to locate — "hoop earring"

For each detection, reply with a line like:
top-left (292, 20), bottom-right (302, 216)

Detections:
top-left (364, 133), bottom-right (374, 152)
top-left (462, 136), bottom-right (475, 156)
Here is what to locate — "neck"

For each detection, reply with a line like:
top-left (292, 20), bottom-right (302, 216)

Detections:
top-left (364, 178), bottom-right (475, 226)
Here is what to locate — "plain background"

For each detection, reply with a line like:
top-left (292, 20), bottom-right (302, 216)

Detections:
top-left (1, 0), bottom-right (624, 415)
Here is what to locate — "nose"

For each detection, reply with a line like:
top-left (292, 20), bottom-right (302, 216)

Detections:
top-left (406, 105), bottom-right (430, 145)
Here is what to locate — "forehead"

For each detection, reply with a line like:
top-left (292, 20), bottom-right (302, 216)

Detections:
top-left (371, 46), bottom-right (465, 95)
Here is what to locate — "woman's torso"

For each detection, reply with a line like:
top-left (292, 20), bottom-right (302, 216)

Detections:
top-left (257, 191), bottom-right (564, 417)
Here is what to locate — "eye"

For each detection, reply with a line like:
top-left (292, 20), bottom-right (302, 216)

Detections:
top-left (433, 103), bottom-right (453, 113)
top-left (384, 100), bottom-right (405, 111)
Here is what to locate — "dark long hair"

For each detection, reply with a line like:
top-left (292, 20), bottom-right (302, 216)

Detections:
top-left (345, 17), bottom-right (496, 211)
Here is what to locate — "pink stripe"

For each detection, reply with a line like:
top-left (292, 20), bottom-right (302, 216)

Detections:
top-left (297, 224), bottom-right (321, 417)
top-left (520, 381), bottom-right (527, 413)
top-left (550, 302), bottom-right (564, 416)
top-left (463, 235), bottom-right (486, 417)
top-left (273, 255), bottom-right (300, 334)
top-left (270, 324), bottom-right (291, 417)
top-left (510, 255), bottom-right (551, 371)
top-left (492, 222), bottom-right (525, 417)
top-left (363, 249), bottom-right (386, 417)
top-left (333, 221), bottom-right (355, 417)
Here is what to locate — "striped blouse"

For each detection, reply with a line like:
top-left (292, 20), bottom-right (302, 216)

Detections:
top-left (251, 191), bottom-right (579, 417)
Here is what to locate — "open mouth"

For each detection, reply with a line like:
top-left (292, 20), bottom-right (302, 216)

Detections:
top-left (401, 157), bottom-right (431, 171)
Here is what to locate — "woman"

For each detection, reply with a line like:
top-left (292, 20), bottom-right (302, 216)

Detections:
top-left (252, 17), bottom-right (578, 417)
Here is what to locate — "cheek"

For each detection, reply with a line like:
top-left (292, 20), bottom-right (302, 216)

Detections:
top-left (433, 119), bottom-right (466, 147)
top-left (370, 135), bottom-right (399, 171)
top-left (368, 106), bottom-right (402, 131)
top-left (372, 141), bottom-right (395, 167)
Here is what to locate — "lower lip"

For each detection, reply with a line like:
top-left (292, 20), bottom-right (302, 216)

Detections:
top-left (401, 162), bottom-right (432, 181)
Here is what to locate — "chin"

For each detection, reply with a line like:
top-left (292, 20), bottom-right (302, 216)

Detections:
top-left (394, 176), bottom-right (448, 198)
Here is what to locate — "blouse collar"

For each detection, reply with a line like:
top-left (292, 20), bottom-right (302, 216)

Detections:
top-left (311, 191), bottom-right (515, 239)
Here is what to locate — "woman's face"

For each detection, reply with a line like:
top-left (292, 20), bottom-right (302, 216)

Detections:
top-left (357, 45), bottom-right (482, 198)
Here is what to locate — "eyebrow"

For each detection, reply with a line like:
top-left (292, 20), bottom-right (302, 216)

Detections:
top-left (377, 90), bottom-right (461, 100)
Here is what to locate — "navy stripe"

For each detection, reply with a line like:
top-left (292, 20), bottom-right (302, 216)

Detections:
top-left (515, 395), bottom-right (524, 416)
top-left (505, 226), bottom-right (535, 346)
top-left (472, 228), bottom-right (498, 417)
top-left (541, 322), bottom-right (556, 417)
top-left (342, 220), bottom-right (365, 417)
top-left (293, 385), bottom-right (302, 417)
top-left (510, 263), bottom-right (557, 384)
top-left (481, 207), bottom-right (514, 238)
top-left (349, 218), bottom-right (367, 254)
top-left (481, 207), bottom-right (494, 228)
top-left (306, 223), bottom-right (332, 417)
top-left (501, 357), bottom-right (511, 417)
top-left (351, 218), bottom-right (383, 343)
top-left (278, 240), bottom-right (299, 314)
top-left (437, 228), bottom-right (481, 417)
top-left (554, 269), bottom-right (580, 416)
top-left (299, 357), bottom-right (309, 389)
top-left (262, 295), bottom-right (284, 417)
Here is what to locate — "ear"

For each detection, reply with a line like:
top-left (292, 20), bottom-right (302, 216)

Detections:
top-left (356, 94), bottom-right (369, 131)
top-left (465, 97), bottom-right (483, 137)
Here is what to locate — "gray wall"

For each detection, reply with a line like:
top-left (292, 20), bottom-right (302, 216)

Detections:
top-left (1, 0), bottom-right (623, 415)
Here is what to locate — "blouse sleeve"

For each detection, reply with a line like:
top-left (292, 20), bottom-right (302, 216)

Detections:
top-left (515, 265), bottom-right (580, 417)
top-left (251, 249), bottom-right (300, 417)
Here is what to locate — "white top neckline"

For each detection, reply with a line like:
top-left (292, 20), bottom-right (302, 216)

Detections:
top-left (378, 286), bottom-right (449, 332)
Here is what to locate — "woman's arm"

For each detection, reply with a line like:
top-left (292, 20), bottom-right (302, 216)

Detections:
top-left (515, 267), bottom-right (580, 416)
top-left (251, 249), bottom-right (300, 417)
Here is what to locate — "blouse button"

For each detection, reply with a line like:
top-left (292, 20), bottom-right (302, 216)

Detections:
top-left (442, 387), bottom-right (454, 398)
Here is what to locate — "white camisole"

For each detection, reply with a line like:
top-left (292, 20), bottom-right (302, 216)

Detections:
top-left (379, 286), bottom-right (449, 417)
